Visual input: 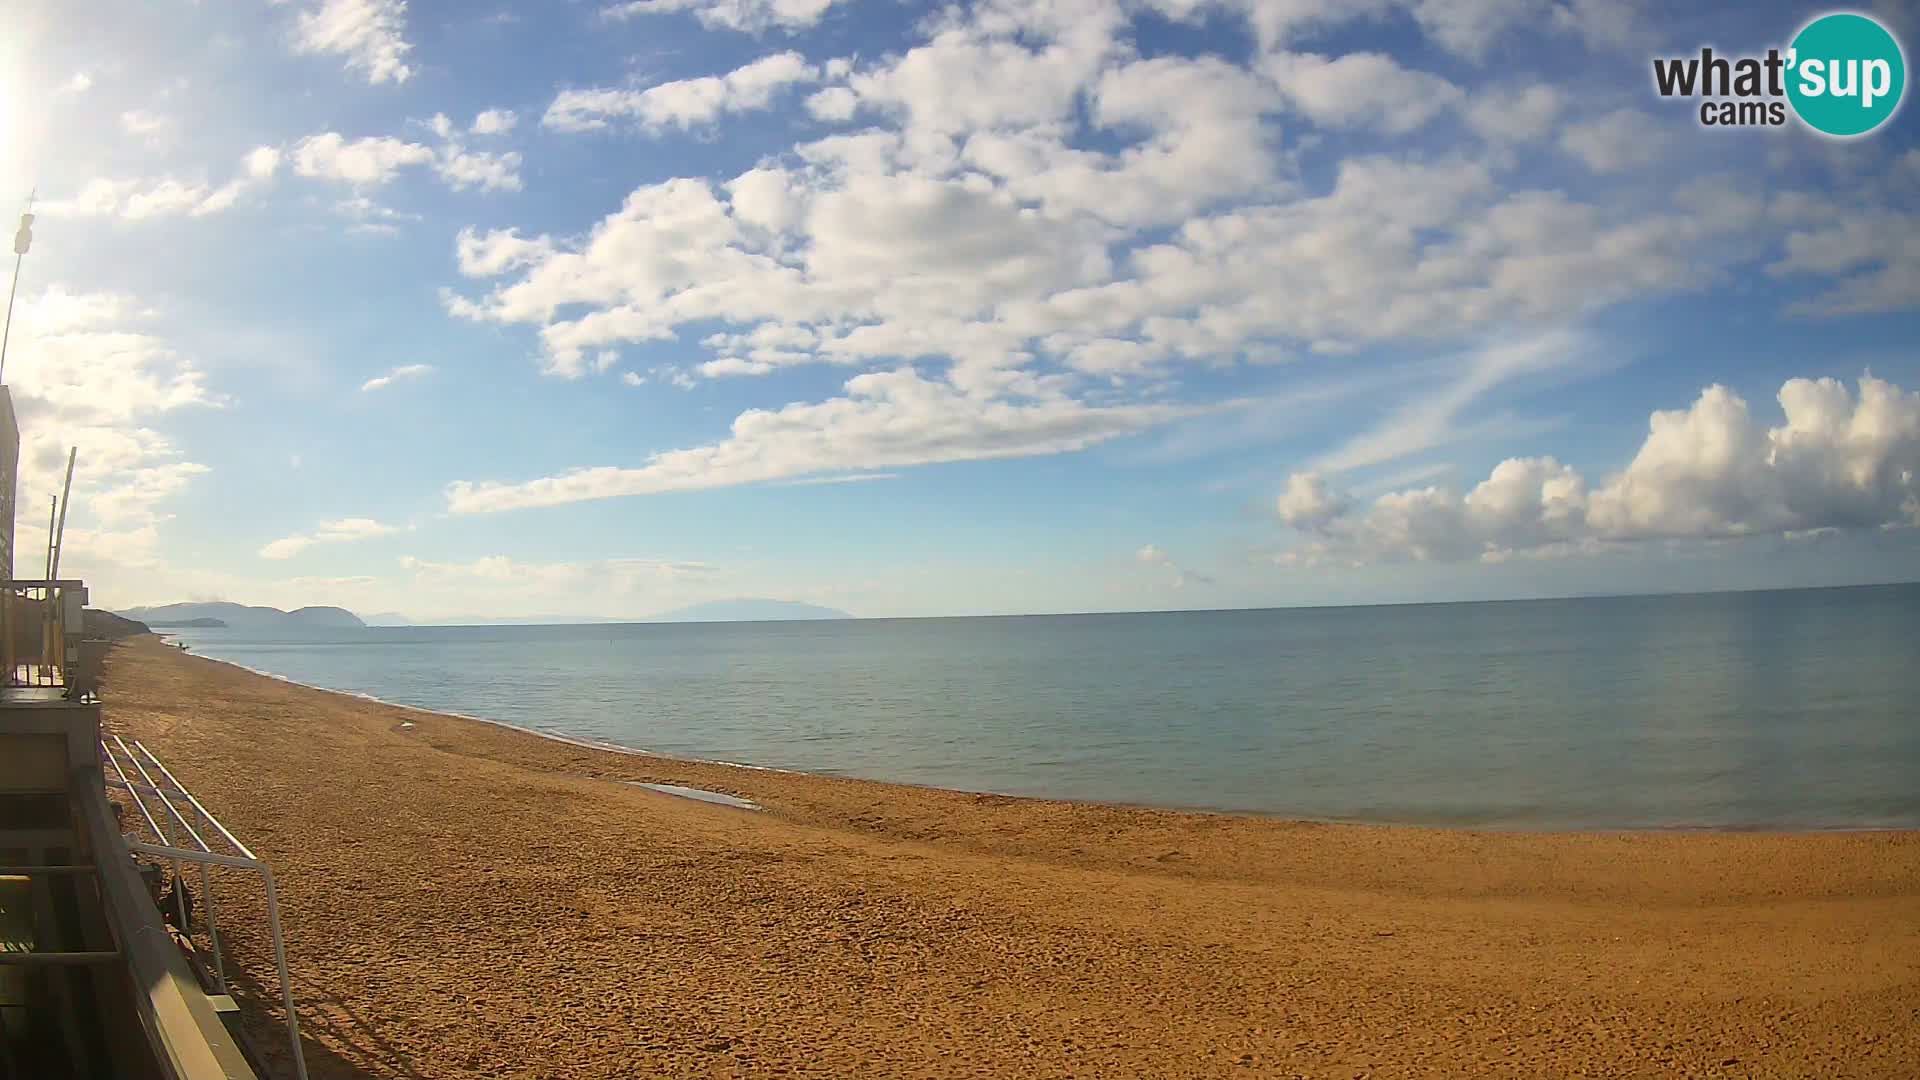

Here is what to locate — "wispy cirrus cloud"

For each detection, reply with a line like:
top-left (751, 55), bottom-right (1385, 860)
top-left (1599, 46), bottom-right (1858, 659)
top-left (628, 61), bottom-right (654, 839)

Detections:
top-left (447, 368), bottom-right (1194, 512)
top-left (260, 517), bottom-right (407, 560)
top-left (360, 363), bottom-right (434, 391)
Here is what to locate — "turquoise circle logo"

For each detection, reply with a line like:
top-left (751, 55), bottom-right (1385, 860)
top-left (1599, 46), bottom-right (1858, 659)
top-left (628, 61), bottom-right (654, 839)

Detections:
top-left (1787, 12), bottom-right (1906, 136)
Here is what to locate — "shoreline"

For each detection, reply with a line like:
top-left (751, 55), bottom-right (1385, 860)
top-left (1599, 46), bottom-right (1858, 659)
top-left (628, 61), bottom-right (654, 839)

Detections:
top-left (96, 635), bottom-right (1920, 1078)
top-left (168, 637), bottom-right (1915, 836)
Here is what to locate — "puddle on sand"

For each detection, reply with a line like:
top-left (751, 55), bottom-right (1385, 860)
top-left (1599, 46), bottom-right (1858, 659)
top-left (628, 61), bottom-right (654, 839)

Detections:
top-left (625, 782), bottom-right (761, 811)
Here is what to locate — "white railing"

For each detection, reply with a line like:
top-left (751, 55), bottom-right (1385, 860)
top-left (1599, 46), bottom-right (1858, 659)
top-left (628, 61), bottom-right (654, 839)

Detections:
top-left (101, 735), bottom-right (308, 1080)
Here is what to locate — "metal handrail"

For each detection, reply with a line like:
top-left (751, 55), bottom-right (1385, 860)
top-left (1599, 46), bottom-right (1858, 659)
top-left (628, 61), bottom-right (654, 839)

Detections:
top-left (102, 738), bottom-right (309, 1080)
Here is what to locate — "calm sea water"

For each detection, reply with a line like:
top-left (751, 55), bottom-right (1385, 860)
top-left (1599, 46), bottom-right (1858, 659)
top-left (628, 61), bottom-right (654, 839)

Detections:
top-left (160, 585), bottom-right (1920, 829)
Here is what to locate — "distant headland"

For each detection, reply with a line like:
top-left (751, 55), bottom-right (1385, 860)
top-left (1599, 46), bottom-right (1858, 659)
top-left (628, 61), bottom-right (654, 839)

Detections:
top-left (116, 598), bottom-right (852, 629)
top-left (117, 602), bottom-right (367, 630)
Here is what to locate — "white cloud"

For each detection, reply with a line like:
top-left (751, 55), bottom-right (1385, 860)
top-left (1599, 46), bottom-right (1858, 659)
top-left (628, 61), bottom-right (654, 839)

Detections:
top-left (1277, 374), bottom-right (1920, 564)
top-left (40, 143), bottom-right (281, 220)
top-left (454, 227), bottom-right (554, 277)
top-left (1311, 330), bottom-right (1589, 473)
top-left (435, 147), bottom-right (524, 192)
top-left (1465, 84), bottom-right (1562, 142)
top-left (259, 518), bottom-right (405, 560)
top-left (1768, 206), bottom-right (1920, 318)
top-left (805, 86), bottom-right (859, 122)
top-left (4, 287), bottom-right (219, 579)
top-left (446, 367), bottom-right (1190, 512)
top-left (290, 129), bottom-right (520, 194)
top-left (290, 0), bottom-right (414, 85)
top-left (1133, 542), bottom-right (1216, 588)
top-left (244, 146), bottom-right (284, 181)
top-left (335, 196), bottom-right (422, 234)
top-left (543, 52), bottom-right (819, 132)
top-left (360, 363), bottom-right (435, 391)
top-left (1277, 472), bottom-right (1351, 529)
top-left (119, 109), bottom-right (178, 147)
top-left (8, 287), bottom-right (219, 422)
top-left (470, 109), bottom-right (519, 136)
top-left (1559, 109), bottom-right (1664, 174)
top-left (1263, 51), bottom-right (1462, 134)
top-left (292, 133), bottom-right (435, 185)
top-left (602, 0), bottom-right (843, 33)
top-left (699, 357), bottom-right (776, 378)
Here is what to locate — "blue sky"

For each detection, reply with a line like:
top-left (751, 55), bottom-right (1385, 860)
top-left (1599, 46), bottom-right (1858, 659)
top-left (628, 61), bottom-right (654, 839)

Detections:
top-left (1, 0), bottom-right (1916, 620)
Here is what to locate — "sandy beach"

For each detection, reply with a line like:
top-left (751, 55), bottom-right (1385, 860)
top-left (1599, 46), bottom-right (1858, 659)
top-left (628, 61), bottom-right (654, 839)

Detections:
top-left (97, 635), bottom-right (1919, 1079)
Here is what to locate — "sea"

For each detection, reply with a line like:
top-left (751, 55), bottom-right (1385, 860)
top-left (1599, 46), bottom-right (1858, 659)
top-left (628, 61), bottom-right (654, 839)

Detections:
top-left (160, 584), bottom-right (1920, 830)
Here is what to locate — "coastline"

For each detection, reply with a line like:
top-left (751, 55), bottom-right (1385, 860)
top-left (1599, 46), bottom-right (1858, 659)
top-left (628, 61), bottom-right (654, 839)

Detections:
top-left (171, 639), bottom-right (1912, 834)
top-left (99, 635), bottom-right (1920, 1079)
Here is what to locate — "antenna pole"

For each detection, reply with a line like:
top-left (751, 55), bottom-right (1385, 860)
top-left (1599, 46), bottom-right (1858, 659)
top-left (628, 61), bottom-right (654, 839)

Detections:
top-left (49, 447), bottom-right (74, 581)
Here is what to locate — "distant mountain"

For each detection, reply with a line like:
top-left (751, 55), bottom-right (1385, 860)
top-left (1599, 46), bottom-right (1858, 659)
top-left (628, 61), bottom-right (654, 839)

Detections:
top-left (649, 599), bottom-right (852, 623)
top-left (360, 612), bottom-right (414, 627)
top-left (118, 602), bottom-right (366, 630)
top-left (146, 617), bottom-right (227, 628)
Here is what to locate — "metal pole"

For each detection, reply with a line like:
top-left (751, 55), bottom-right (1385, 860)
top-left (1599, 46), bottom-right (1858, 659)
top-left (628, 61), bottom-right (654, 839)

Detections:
top-left (105, 737), bottom-right (190, 934)
top-left (135, 741), bottom-right (259, 860)
top-left (49, 447), bottom-right (74, 580)
top-left (0, 249), bottom-right (22, 384)
top-left (261, 867), bottom-right (309, 1080)
top-left (1, 201), bottom-right (35, 385)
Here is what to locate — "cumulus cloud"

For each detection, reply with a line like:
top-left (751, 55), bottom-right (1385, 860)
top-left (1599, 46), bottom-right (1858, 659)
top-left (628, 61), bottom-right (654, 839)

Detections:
top-left (438, 0), bottom-right (1911, 512)
top-left (292, 129), bottom-right (522, 194)
top-left (1276, 472), bottom-right (1351, 530)
top-left (41, 147), bottom-right (282, 220)
top-left (435, 147), bottom-right (524, 192)
top-left (260, 517), bottom-right (406, 560)
top-left (1263, 51), bottom-right (1462, 134)
top-left (293, 133), bottom-right (435, 185)
top-left (1465, 84), bottom-right (1563, 142)
top-left (360, 363), bottom-right (435, 391)
top-left (290, 0), bottom-right (414, 85)
top-left (446, 367), bottom-right (1191, 512)
top-left (602, 0), bottom-right (843, 33)
top-left (4, 287), bottom-right (219, 576)
top-left (543, 52), bottom-right (819, 132)
top-left (470, 109), bottom-right (519, 136)
top-left (1276, 374), bottom-right (1920, 564)
top-left (1559, 109), bottom-right (1665, 174)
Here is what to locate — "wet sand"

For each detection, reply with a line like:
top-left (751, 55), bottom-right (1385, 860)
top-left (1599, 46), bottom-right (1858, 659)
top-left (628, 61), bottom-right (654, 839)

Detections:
top-left (98, 636), bottom-right (1919, 1079)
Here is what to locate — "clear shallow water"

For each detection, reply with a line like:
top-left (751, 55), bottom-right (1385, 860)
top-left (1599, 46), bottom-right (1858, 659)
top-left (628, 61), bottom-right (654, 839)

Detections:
top-left (161, 585), bottom-right (1920, 829)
